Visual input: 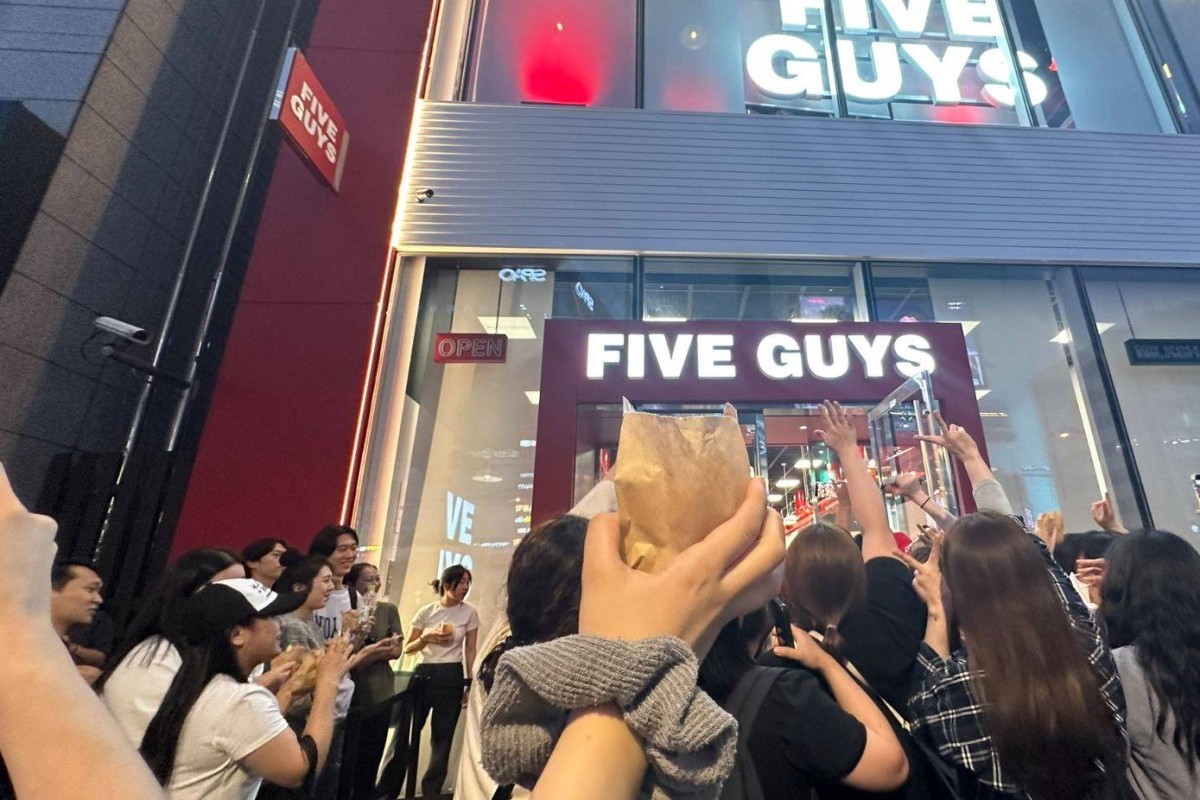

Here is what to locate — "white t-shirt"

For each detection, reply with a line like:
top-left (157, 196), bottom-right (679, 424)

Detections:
top-left (411, 601), bottom-right (481, 664)
top-left (166, 675), bottom-right (290, 800)
top-left (102, 636), bottom-right (183, 747)
top-left (454, 619), bottom-right (531, 800)
top-left (311, 585), bottom-right (352, 641)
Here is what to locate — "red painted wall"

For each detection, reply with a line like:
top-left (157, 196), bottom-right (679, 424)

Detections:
top-left (173, 0), bottom-right (432, 555)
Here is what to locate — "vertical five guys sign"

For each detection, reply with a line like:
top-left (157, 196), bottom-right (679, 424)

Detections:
top-left (270, 48), bottom-right (349, 191)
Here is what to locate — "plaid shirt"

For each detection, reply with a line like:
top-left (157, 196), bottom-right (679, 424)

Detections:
top-left (908, 532), bottom-right (1126, 798)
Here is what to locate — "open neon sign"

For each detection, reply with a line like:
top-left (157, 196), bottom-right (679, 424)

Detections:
top-left (746, 0), bottom-right (1047, 108)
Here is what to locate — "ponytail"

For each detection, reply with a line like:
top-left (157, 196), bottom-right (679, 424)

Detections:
top-left (433, 564), bottom-right (471, 596)
top-left (820, 623), bottom-right (847, 663)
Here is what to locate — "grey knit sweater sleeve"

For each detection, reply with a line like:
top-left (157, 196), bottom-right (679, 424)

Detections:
top-left (972, 476), bottom-right (1014, 516)
top-left (480, 635), bottom-right (736, 799)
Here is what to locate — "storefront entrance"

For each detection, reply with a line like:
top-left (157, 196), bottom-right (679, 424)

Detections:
top-left (532, 320), bottom-right (987, 537)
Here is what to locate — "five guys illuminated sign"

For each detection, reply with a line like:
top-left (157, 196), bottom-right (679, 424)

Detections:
top-left (586, 331), bottom-right (936, 381)
top-left (746, 0), bottom-right (1047, 108)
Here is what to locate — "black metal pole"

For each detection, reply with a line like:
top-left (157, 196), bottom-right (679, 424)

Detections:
top-left (821, 0), bottom-right (849, 118)
top-left (164, 0), bottom-right (306, 450)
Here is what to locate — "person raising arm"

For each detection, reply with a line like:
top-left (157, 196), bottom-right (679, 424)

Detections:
top-left (0, 463), bottom-right (165, 800)
top-left (885, 471), bottom-right (957, 531)
top-left (483, 479), bottom-right (786, 800)
top-left (815, 401), bottom-right (894, 563)
top-left (915, 410), bottom-right (1014, 517)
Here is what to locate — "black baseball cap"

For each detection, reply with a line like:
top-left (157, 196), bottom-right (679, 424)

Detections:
top-left (180, 578), bottom-right (306, 645)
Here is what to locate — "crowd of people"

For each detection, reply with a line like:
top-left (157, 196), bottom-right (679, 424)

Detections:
top-left (0, 500), bottom-right (480, 800)
top-left (1, 400), bottom-right (1198, 800)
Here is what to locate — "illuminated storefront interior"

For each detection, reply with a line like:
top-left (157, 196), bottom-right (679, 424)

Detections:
top-left (357, 0), bottom-right (1200, 740)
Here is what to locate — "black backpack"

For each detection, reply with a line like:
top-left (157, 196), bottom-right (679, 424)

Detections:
top-left (720, 667), bottom-right (788, 800)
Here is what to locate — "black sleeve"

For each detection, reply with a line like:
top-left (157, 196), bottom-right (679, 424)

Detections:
top-left (838, 557), bottom-right (926, 711)
top-left (92, 611), bottom-right (116, 656)
top-left (862, 557), bottom-right (926, 655)
top-left (753, 657), bottom-right (868, 784)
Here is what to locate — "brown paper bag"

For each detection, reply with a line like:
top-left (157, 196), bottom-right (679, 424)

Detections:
top-left (614, 404), bottom-right (750, 573)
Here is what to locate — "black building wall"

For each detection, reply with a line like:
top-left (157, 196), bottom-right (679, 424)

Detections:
top-left (0, 0), bottom-right (316, 514)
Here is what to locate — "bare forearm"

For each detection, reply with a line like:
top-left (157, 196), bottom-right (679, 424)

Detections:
top-left (464, 646), bottom-right (476, 679)
top-left (532, 705), bottom-right (646, 800)
top-left (70, 644), bottom-right (107, 668)
top-left (908, 489), bottom-right (956, 528)
top-left (301, 681), bottom-right (339, 774)
top-left (922, 605), bottom-right (950, 659)
top-left (0, 628), bottom-right (164, 799)
top-left (835, 445), bottom-right (891, 554)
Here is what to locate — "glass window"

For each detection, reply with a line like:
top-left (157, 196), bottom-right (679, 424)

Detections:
top-left (468, 0), bottom-right (637, 107)
top-left (643, 259), bottom-right (863, 321)
top-left (467, 0), bottom-right (1175, 132)
top-left (830, 0), bottom-right (1028, 126)
top-left (1007, 0), bottom-right (1175, 132)
top-left (644, 0), bottom-right (749, 113)
top-left (383, 256), bottom-right (634, 669)
top-left (871, 263), bottom-right (1128, 532)
top-left (1083, 267), bottom-right (1200, 544)
top-left (738, 0), bottom-right (840, 117)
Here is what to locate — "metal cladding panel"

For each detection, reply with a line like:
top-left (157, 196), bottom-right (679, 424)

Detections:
top-left (394, 101), bottom-right (1200, 265)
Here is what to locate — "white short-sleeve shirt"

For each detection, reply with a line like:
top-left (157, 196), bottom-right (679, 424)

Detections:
top-left (102, 636), bottom-right (182, 747)
top-left (165, 675), bottom-right (290, 800)
top-left (311, 585), bottom-right (352, 641)
top-left (411, 602), bottom-right (481, 664)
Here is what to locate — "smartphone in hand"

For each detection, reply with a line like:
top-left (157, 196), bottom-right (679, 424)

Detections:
top-left (769, 597), bottom-right (794, 648)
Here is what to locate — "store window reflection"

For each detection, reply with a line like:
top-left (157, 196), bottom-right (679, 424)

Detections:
top-left (467, 0), bottom-right (1175, 132)
top-left (643, 259), bottom-right (862, 322)
top-left (1084, 268), bottom-right (1200, 545)
top-left (1007, 0), bottom-right (1174, 132)
top-left (468, 0), bottom-right (636, 107)
top-left (385, 257), bottom-right (633, 670)
top-left (871, 264), bottom-right (1116, 532)
top-left (644, 0), bottom-right (747, 113)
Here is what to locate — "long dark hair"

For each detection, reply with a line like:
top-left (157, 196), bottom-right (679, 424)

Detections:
top-left (1054, 530), bottom-right (1117, 575)
top-left (139, 632), bottom-right (243, 784)
top-left (431, 564), bottom-right (472, 596)
top-left (698, 609), bottom-right (772, 705)
top-left (96, 547), bottom-right (242, 691)
top-left (781, 522), bottom-right (866, 663)
top-left (1102, 529), bottom-right (1200, 766)
top-left (944, 512), bottom-right (1121, 800)
top-left (478, 515), bottom-right (587, 692)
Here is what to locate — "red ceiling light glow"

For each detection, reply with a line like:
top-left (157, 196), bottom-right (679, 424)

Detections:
top-left (514, 0), bottom-right (625, 106)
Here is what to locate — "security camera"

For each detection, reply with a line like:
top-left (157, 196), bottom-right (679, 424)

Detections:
top-left (94, 316), bottom-right (150, 345)
top-left (415, 188), bottom-right (434, 202)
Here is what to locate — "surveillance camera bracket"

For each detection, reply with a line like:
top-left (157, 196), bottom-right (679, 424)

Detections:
top-left (101, 345), bottom-right (192, 390)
